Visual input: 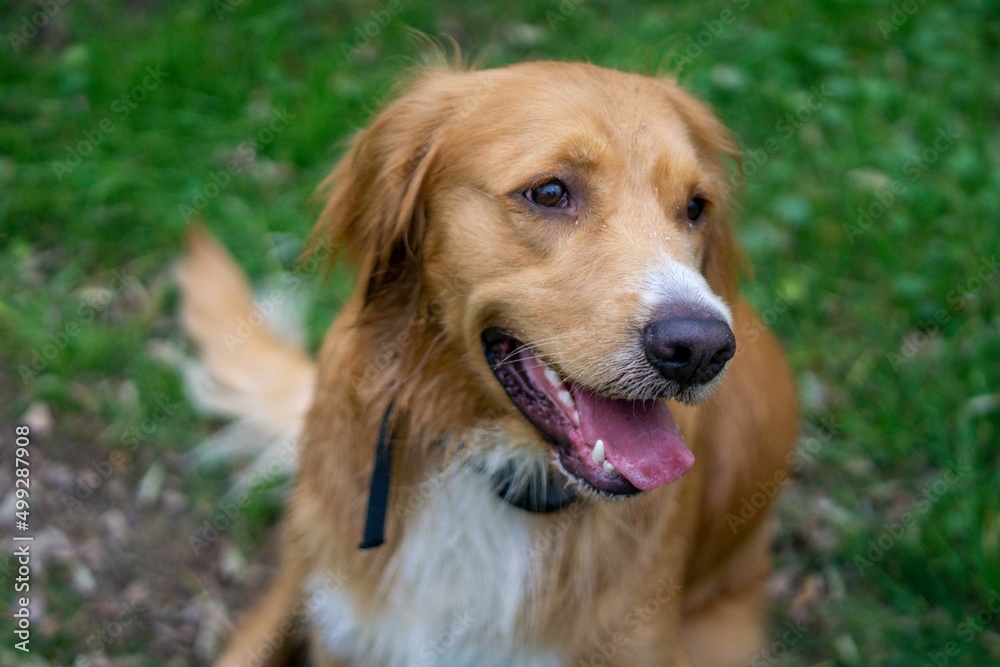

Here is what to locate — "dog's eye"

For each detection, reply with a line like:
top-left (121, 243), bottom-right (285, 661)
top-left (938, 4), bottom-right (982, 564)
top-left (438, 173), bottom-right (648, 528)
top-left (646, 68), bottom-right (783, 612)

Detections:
top-left (686, 196), bottom-right (706, 222)
top-left (527, 180), bottom-right (571, 209)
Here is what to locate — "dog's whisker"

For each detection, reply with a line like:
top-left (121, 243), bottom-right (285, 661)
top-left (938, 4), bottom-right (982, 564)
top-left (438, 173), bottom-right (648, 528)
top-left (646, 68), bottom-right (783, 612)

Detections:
top-left (502, 335), bottom-right (576, 368)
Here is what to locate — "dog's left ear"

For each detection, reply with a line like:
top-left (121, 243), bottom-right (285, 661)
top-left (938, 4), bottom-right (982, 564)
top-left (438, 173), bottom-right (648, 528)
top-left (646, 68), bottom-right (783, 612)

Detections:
top-left (309, 70), bottom-right (462, 304)
top-left (666, 84), bottom-right (746, 303)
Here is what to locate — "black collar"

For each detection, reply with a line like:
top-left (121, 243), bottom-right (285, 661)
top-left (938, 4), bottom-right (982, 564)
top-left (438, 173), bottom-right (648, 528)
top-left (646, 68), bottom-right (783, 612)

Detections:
top-left (359, 405), bottom-right (578, 550)
top-left (489, 460), bottom-right (578, 513)
top-left (358, 403), bottom-right (395, 549)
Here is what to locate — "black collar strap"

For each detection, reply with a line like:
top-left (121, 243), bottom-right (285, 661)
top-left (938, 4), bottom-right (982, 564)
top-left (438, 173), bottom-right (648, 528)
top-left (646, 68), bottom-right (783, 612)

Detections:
top-left (359, 404), bottom-right (394, 549)
top-left (490, 460), bottom-right (578, 513)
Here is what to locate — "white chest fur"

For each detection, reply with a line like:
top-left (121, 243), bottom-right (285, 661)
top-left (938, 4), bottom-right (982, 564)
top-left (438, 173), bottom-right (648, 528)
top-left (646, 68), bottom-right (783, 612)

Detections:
top-left (307, 465), bottom-right (565, 667)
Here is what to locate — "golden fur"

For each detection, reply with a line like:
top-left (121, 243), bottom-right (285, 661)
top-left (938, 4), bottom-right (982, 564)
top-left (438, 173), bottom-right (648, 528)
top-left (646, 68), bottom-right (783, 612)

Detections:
top-left (181, 61), bottom-right (799, 666)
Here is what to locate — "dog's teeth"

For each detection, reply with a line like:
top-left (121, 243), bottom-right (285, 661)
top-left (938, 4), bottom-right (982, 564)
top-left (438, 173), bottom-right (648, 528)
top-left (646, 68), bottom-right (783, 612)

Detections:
top-left (543, 367), bottom-right (562, 389)
top-left (591, 439), bottom-right (606, 464)
top-left (558, 389), bottom-right (575, 408)
top-left (603, 460), bottom-right (616, 474)
top-left (573, 409), bottom-right (580, 424)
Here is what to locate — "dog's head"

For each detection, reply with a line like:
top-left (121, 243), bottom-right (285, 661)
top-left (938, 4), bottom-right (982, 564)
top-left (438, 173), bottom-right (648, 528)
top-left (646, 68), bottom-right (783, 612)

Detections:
top-left (313, 62), bottom-right (742, 497)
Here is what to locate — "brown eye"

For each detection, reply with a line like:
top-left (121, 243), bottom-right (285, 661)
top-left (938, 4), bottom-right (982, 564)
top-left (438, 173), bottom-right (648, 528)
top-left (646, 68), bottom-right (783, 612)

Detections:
top-left (687, 196), bottom-right (706, 222)
top-left (527, 180), bottom-right (570, 208)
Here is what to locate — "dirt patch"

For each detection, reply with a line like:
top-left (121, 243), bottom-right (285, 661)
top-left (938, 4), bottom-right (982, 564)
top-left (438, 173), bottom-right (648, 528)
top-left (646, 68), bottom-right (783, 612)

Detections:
top-left (1, 379), bottom-right (281, 666)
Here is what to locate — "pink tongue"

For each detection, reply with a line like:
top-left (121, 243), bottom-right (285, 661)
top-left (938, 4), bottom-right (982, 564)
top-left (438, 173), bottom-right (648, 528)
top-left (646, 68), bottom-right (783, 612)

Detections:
top-left (574, 387), bottom-right (694, 490)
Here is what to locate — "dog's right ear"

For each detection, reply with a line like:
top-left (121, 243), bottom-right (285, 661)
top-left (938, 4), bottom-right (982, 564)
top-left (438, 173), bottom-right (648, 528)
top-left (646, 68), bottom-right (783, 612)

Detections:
top-left (308, 70), bottom-right (462, 305)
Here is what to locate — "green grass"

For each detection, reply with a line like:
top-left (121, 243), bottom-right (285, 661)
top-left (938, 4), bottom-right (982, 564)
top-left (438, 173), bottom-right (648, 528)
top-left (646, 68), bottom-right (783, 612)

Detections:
top-left (1, 0), bottom-right (998, 664)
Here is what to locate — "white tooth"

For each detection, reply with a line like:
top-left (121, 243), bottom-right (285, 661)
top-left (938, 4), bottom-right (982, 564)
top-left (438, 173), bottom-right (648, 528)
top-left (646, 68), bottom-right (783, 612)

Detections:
top-left (591, 439), bottom-right (605, 464)
top-left (603, 460), bottom-right (616, 474)
top-left (558, 389), bottom-right (575, 408)
top-left (573, 409), bottom-right (580, 424)
top-left (544, 367), bottom-right (562, 389)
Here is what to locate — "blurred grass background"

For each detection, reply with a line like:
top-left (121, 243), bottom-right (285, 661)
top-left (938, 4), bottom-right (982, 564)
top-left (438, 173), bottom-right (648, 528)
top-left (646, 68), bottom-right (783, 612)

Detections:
top-left (1, 0), bottom-right (998, 665)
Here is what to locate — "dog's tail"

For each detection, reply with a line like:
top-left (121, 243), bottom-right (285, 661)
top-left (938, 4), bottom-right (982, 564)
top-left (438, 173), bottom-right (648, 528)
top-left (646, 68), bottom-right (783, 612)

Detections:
top-left (176, 228), bottom-right (316, 486)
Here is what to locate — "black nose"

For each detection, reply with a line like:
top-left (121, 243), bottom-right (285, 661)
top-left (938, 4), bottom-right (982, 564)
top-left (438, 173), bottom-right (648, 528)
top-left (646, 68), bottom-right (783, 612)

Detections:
top-left (644, 316), bottom-right (736, 388)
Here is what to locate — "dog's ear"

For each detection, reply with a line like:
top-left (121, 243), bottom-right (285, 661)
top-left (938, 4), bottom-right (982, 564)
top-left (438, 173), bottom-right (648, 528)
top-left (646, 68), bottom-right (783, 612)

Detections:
top-left (309, 71), bottom-right (459, 304)
top-left (666, 85), bottom-right (747, 303)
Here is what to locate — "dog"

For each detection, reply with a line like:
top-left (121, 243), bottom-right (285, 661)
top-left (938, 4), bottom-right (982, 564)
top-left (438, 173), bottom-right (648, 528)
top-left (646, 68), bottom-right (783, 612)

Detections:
top-left (179, 60), bottom-right (799, 666)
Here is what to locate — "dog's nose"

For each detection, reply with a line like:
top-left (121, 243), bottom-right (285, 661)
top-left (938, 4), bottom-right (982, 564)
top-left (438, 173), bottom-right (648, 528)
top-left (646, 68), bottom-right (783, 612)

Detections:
top-left (644, 316), bottom-right (736, 387)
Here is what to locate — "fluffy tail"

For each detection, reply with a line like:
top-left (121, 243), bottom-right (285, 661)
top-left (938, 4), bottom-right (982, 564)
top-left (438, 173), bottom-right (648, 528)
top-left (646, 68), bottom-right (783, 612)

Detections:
top-left (176, 228), bottom-right (316, 487)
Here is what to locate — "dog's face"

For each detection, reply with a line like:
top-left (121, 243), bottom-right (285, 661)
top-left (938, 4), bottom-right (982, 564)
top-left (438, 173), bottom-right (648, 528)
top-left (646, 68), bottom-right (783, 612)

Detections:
top-left (316, 62), bottom-right (741, 498)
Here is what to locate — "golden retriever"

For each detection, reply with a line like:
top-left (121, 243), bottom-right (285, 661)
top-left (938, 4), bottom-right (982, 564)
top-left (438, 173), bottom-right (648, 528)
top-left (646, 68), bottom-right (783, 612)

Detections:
top-left (179, 60), bottom-right (799, 667)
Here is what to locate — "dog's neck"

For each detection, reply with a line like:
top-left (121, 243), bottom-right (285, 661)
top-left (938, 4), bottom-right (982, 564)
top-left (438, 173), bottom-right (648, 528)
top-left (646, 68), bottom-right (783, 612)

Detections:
top-left (331, 305), bottom-right (586, 546)
top-left (360, 404), bottom-right (580, 548)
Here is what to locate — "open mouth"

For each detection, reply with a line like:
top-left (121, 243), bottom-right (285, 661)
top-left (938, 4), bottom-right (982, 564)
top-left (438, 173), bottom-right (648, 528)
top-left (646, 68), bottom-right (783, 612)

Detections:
top-left (481, 328), bottom-right (694, 496)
